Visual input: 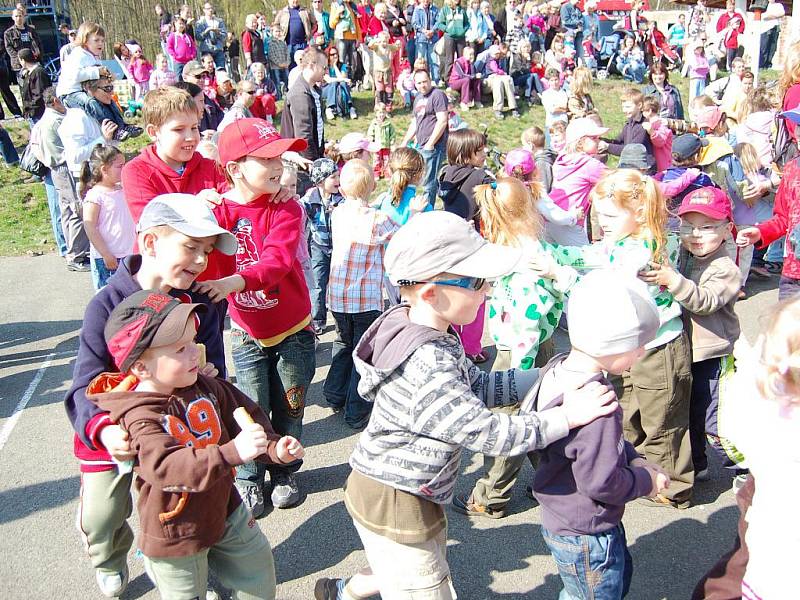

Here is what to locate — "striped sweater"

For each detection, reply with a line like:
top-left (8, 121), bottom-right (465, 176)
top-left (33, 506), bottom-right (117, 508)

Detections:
top-left (350, 304), bottom-right (570, 504)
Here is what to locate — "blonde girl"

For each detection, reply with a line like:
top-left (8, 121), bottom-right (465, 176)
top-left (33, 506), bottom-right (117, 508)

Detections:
top-left (555, 169), bottom-right (693, 509)
top-left (733, 142), bottom-right (773, 289)
top-left (80, 145), bottom-right (135, 290)
top-left (566, 66), bottom-right (594, 119)
top-left (722, 297), bottom-right (800, 599)
top-left (149, 53), bottom-right (177, 89)
top-left (56, 21), bottom-right (107, 107)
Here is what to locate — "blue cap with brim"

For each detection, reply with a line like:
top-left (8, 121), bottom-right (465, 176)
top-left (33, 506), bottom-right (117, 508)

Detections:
top-left (782, 108), bottom-right (800, 125)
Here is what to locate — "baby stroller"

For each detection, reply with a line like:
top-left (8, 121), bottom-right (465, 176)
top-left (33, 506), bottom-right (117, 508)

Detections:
top-left (596, 32), bottom-right (624, 80)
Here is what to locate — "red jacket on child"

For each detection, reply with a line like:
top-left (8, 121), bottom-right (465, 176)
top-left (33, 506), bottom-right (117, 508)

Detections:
top-left (757, 158), bottom-right (800, 280)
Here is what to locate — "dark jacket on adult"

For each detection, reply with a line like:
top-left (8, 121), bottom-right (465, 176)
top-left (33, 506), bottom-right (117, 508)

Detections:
top-left (438, 164), bottom-right (492, 229)
top-left (3, 25), bottom-right (42, 71)
top-left (200, 94), bottom-right (224, 132)
top-left (604, 113), bottom-right (654, 157)
top-left (281, 76), bottom-right (325, 161)
top-left (642, 83), bottom-right (685, 120)
top-left (20, 63), bottom-right (50, 120)
top-left (534, 148), bottom-right (557, 193)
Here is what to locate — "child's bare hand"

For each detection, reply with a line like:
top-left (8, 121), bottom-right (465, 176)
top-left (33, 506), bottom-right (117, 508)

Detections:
top-left (409, 194), bottom-right (430, 213)
top-left (101, 119), bottom-right (118, 142)
top-left (736, 227), bottom-right (761, 248)
top-left (197, 188), bottom-right (223, 207)
top-left (99, 425), bottom-right (135, 462)
top-left (233, 422), bottom-right (269, 462)
top-left (199, 362), bottom-right (219, 378)
top-left (561, 380), bottom-right (618, 428)
top-left (102, 255), bottom-right (119, 271)
top-left (276, 435), bottom-right (305, 463)
top-left (193, 276), bottom-right (243, 302)
top-left (528, 252), bottom-right (558, 279)
top-left (641, 121), bottom-right (652, 132)
top-left (270, 186), bottom-right (299, 204)
top-left (638, 261), bottom-right (678, 288)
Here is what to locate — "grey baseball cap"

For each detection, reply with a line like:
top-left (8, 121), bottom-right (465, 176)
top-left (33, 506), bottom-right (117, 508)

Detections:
top-left (384, 211), bottom-right (522, 285)
top-left (182, 60), bottom-right (206, 79)
top-left (138, 193), bottom-right (238, 255)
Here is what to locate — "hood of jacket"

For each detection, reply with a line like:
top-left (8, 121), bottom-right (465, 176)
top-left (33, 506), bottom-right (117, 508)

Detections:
top-left (439, 164), bottom-right (481, 188)
top-left (553, 151), bottom-right (596, 178)
top-left (697, 135), bottom-right (734, 166)
top-left (354, 304), bottom-right (453, 399)
top-left (743, 110), bottom-right (775, 136)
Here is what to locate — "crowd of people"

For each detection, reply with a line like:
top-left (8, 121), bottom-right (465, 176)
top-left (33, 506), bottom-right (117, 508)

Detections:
top-left (0, 0), bottom-right (789, 598)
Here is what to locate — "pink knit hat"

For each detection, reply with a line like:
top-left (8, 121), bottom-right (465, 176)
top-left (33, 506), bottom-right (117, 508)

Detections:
top-left (504, 148), bottom-right (535, 177)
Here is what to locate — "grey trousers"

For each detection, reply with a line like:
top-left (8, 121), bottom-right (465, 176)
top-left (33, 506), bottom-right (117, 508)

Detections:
top-left (50, 163), bottom-right (89, 263)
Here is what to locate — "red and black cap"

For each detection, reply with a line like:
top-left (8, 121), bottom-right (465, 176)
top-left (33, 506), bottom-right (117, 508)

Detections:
top-left (104, 291), bottom-right (206, 373)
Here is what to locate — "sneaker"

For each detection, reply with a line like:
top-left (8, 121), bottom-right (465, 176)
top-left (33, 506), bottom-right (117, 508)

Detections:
top-left (349, 107), bottom-right (358, 119)
top-left (325, 107), bottom-right (336, 120)
top-left (732, 473), bottom-right (749, 495)
top-left (66, 260), bottom-right (90, 272)
top-left (474, 101), bottom-right (483, 108)
top-left (236, 481), bottom-right (265, 518)
top-left (112, 127), bottom-right (131, 142)
top-left (749, 265), bottom-right (771, 279)
top-left (460, 102), bottom-right (471, 111)
top-left (636, 494), bottom-right (690, 509)
top-left (312, 321), bottom-right (325, 335)
top-left (345, 412), bottom-right (371, 430)
top-left (512, 110), bottom-right (521, 119)
top-left (695, 467), bottom-right (710, 482)
top-left (314, 577), bottom-right (345, 600)
top-left (452, 494), bottom-right (505, 519)
top-left (494, 110), bottom-right (505, 120)
top-left (126, 125), bottom-right (143, 138)
top-left (96, 566), bottom-right (129, 598)
top-left (270, 471), bottom-right (300, 508)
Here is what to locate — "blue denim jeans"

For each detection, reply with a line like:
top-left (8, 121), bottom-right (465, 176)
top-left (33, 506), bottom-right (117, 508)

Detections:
top-left (779, 276), bottom-right (800, 301)
top-left (324, 310), bottom-right (380, 425)
top-left (288, 42), bottom-right (308, 69)
top-left (271, 68), bottom-right (289, 99)
top-left (44, 172), bottom-right (67, 256)
top-left (766, 237), bottom-right (785, 264)
top-left (416, 40), bottom-right (438, 83)
top-left (0, 126), bottom-right (18, 164)
top-left (309, 242), bottom-right (331, 325)
top-left (420, 142), bottom-right (446, 208)
top-left (321, 81), bottom-right (353, 115)
top-left (231, 327), bottom-right (316, 484)
top-left (542, 524), bottom-right (633, 600)
top-left (91, 258), bottom-right (116, 290)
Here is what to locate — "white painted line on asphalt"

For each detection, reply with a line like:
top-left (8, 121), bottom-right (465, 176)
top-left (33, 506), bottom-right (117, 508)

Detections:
top-left (0, 352), bottom-right (55, 452)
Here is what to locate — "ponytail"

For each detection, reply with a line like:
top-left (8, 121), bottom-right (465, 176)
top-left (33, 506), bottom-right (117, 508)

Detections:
top-left (78, 144), bottom-right (124, 200)
top-left (387, 147), bottom-right (425, 207)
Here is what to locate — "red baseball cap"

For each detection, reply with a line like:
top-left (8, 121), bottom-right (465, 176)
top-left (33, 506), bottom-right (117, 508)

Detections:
top-left (218, 118), bottom-right (308, 165)
top-left (677, 186), bottom-right (733, 222)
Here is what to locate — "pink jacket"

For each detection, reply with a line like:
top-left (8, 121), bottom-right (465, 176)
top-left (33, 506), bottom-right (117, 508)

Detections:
top-left (166, 32), bottom-right (196, 63)
top-left (130, 57), bottom-right (153, 84)
top-left (149, 68), bottom-right (177, 89)
top-left (549, 152), bottom-right (607, 218)
top-left (649, 118), bottom-right (673, 172)
top-left (737, 110), bottom-right (775, 169)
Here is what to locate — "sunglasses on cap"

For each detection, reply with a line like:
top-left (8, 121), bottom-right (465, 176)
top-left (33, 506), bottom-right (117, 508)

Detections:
top-left (398, 277), bottom-right (486, 291)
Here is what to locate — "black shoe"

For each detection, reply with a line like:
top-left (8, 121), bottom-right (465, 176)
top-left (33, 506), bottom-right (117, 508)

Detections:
top-left (112, 127), bottom-right (130, 142)
top-left (66, 260), bottom-right (90, 272)
top-left (345, 413), bottom-right (371, 430)
top-left (125, 125), bottom-right (143, 138)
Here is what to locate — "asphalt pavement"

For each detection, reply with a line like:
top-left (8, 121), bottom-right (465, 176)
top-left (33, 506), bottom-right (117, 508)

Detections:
top-left (0, 253), bottom-right (779, 599)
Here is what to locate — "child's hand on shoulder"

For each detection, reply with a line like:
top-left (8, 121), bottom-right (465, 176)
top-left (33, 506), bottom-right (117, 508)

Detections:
top-left (233, 422), bottom-right (269, 462)
top-left (99, 424), bottom-right (136, 462)
top-left (102, 254), bottom-right (119, 271)
top-left (638, 260), bottom-right (678, 288)
top-left (197, 188), bottom-right (223, 208)
top-left (528, 252), bottom-right (558, 280)
top-left (561, 380), bottom-right (618, 428)
top-left (409, 194), bottom-right (430, 214)
top-left (632, 457), bottom-right (671, 496)
top-left (193, 275), bottom-right (245, 303)
top-left (276, 435), bottom-right (305, 463)
top-left (641, 121), bottom-right (652, 132)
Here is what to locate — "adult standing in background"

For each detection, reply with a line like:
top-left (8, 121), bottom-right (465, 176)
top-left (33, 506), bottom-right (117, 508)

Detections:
top-left (758, 0), bottom-right (785, 69)
top-left (493, 0), bottom-right (518, 43)
top-left (436, 0), bottom-right (467, 85)
top-left (331, 0), bottom-right (362, 77)
top-left (312, 0), bottom-right (333, 47)
top-left (400, 69), bottom-right (448, 206)
top-left (687, 0), bottom-right (709, 41)
top-left (4, 8), bottom-right (41, 81)
top-left (241, 14), bottom-right (266, 69)
top-left (560, 0), bottom-right (583, 60)
top-left (155, 3), bottom-right (173, 63)
top-left (413, 0), bottom-right (439, 79)
top-left (274, 0), bottom-right (317, 69)
top-left (195, 3), bottom-right (227, 69)
top-left (178, 4), bottom-right (196, 40)
top-left (583, 1), bottom-right (600, 50)
top-left (716, 0), bottom-right (745, 71)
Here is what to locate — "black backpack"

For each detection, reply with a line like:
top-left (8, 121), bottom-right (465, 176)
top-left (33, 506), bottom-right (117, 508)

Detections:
top-left (773, 104), bottom-right (799, 170)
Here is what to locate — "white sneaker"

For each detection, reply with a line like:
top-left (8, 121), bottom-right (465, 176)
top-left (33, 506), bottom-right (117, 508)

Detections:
top-left (325, 107), bottom-right (335, 120)
top-left (349, 107), bottom-right (358, 119)
top-left (96, 566), bottom-right (129, 598)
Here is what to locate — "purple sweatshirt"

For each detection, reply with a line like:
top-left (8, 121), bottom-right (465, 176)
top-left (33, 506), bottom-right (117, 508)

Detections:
top-left (64, 255), bottom-right (227, 449)
top-left (604, 113), bottom-right (654, 157)
top-left (527, 357), bottom-right (653, 536)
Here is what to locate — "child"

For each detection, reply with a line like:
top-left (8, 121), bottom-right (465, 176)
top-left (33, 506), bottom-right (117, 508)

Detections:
top-left (18, 48), bottom-right (50, 122)
top-left (128, 44), bottom-right (153, 101)
top-left (194, 119), bottom-right (315, 516)
top-left (642, 95), bottom-right (674, 172)
top-left (548, 117), bottom-right (609, 245)
top-left (324, 159), bottom-right (426, 428)
top-left (80, 145), bottom-right (135, 290)
top-left (549, 120), bottom-right (567, 154)
top-left (540, 67), bottom-right (568, 128)
top-left (313, 210), bottom-right (619, 600)
top-left (366, 102), bottom-right (395, 179)
top-left (602, 87), bottom-right (654, 158)
top-left (167, 17), bottom-right (197, 80)
top-left (529, 51), bottom-right (546, 104)
top-left (227, 31), bottom-right (242, 82)
top-left (148, 53), bottom-right (177, 90)
top-left (724, 297), bottom-right (800, 599)
top-left (640, 186), bottom-right (743, 482)
top-left (522, 125), bottom-right (556, 193)
top-left (683, 41), bottom-right (709, 101)
top-left (247, 61), bottom-right (278, 123)
top-left (445, 90), bottom-right (467, 131)
top-left (332, 132), bottom-right (380, 168)
top-left (268, 24), bottom-right (291, 100)
top-left (439, 127), bottom-right (493, 229)
top-left (302, 158), bottom-right (344, 335)
top-left (92, 290), bottom-right (304, 600)
top-left (735, 86), bottom-right (776, 170)
top-left (64, 195), bottom-right (237, 597)
top-left (369, 31), bottom-right (401, 107)
top-left (566, 65), bottom-right (594, 120)
top-left (554, 169), bottom-right (695, 509)
top-left (528, 270), bottom-right (668, 599)
top-left (396, 58), bottom-right (416, 108)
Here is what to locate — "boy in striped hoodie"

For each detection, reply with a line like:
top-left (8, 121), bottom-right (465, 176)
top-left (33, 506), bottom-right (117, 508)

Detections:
top-left (314, 211), bottom-right (619, 600)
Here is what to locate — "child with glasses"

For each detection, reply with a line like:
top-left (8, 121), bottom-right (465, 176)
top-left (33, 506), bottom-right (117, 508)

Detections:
top-left (639, 186), bottom-right (745, 484)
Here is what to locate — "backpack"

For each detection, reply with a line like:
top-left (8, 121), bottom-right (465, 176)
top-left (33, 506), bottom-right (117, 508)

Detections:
top-left (19, 120), bottom-right (48, 178)
top-left (773, 112), bottom-right (799, 171)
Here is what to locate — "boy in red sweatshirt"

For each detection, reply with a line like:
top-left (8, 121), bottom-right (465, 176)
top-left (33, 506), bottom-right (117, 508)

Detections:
top-left (194, 118), bottom-right (315, 516)
top-left (91, 290), bottom-right (304, 600)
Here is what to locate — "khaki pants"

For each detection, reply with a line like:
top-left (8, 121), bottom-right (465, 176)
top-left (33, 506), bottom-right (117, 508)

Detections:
top-left (144, 504), bottom-right (276, 600)
top-left (354, 520), bottom-right (457, 599)
top-left (617, 332), bottom-right (695, 505)
top-left (486, 73), bottom-right (517, 112)
top-left (77, 470), bottom-right (134, 575)
top-left (471, 338), bottom-right (555, 511)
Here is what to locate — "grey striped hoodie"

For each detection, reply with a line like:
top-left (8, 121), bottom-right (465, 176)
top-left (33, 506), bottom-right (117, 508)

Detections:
top-left (350, 304), bottom-right (570, 504)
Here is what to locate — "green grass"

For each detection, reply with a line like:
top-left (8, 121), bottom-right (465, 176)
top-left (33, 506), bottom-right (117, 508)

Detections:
top-left (0, 69), bottom-right (772, 256)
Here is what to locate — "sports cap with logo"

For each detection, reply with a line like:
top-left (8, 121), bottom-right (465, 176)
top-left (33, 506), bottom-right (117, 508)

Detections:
top-left (384, 211), bottom-right (523, 285)
top-left (137, 193), bottom-right (239, 255)
top-left (218, 118), bottom-right (308, 165)
top-left (104, 291), bottom-right (206, 373)
top-left (677, 186), bottom-right (733, 222)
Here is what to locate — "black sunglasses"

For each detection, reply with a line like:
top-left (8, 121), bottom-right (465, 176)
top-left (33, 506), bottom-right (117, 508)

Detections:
top-left (99, 85), bottom-right (115, 93)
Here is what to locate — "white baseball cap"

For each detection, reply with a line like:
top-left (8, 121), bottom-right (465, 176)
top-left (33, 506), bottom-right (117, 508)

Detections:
top-left (565, 117), bottom-right (609, 147)
top-left (339, 132), bottom-right (381, 154)
top-left (384, 211), bottom-right (522, 284)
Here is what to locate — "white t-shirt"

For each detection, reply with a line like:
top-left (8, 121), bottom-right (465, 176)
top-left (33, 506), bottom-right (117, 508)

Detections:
top-left (83, 187), bottom-right (136, 260)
